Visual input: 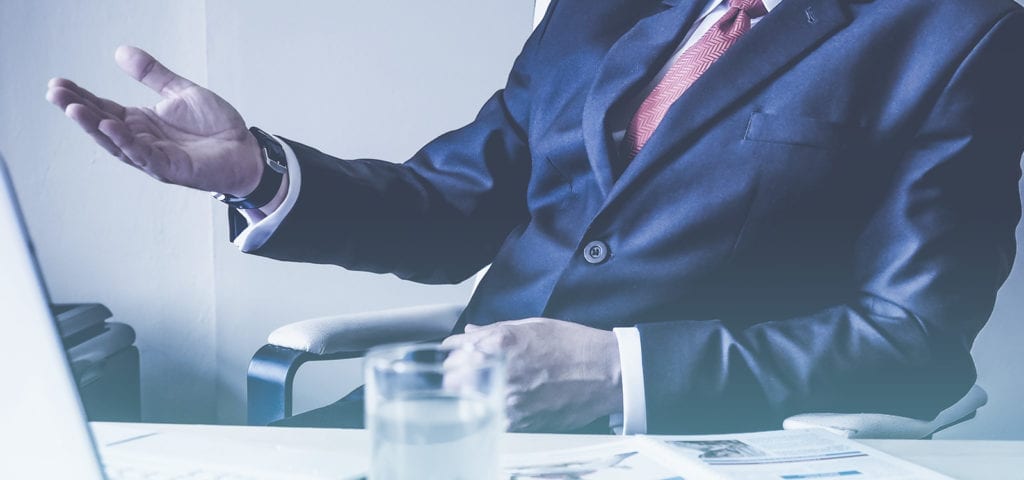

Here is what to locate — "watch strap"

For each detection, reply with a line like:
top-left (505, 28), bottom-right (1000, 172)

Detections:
top-left (214, 127), bottom-right (287, 210)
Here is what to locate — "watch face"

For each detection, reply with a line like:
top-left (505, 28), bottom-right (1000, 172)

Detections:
top-left (266, 153), bottom-right (288, 174)
top-left (251, 127), bottom-right (287, 174)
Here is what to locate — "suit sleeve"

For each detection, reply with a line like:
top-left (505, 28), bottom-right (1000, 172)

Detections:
top-left (637, 10), bottom-right (1024, 433)
top-left (240, 4), bottom-right (560, 285)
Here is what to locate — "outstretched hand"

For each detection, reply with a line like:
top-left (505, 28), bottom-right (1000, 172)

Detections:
top-left (46, 46), bottom-right (262, 196)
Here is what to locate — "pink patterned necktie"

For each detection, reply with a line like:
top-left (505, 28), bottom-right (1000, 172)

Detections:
top-left (623, 0), bottom-right (768, 160)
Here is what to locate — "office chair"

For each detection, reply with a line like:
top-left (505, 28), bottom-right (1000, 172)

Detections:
top-left (246, 0), bottom-right (987, 438)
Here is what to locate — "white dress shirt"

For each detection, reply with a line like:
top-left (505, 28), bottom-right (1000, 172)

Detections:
top-left (234, 0), bottom-right (780, 435)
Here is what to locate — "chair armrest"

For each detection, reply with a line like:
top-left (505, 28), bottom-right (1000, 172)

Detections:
top-left (247, 303), bottom-right (465, 426)
top-left (782, 385), bottom-right (988, 439)
top-left (267, 303), bottom-right (465, 355)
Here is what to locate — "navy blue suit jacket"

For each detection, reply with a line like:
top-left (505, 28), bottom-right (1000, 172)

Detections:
top-left (242, 0), bottom-right (1024, 433)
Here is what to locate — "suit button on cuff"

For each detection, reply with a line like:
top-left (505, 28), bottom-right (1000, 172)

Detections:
top-left (583, 240), bottom-right (610, 264)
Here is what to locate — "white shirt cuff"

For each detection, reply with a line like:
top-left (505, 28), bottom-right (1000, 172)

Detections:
top-left (613, 326), bottom-right (648, 435)
top-left (231, 135), bottom-right (302, 252)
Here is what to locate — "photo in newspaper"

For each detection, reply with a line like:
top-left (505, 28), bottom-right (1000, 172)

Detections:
top-left (648, 430), bottom-right (953, 480)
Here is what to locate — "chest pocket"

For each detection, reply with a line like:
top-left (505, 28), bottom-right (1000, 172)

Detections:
top-left (743, 111), bottom-right (862, 150)
top-left (736, 111), bottom-right (870, 228)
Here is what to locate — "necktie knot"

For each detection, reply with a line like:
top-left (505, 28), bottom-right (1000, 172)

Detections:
top-left (623, 0), bottom-right (767, 161)
top-left (729, 0), bottom-right (768, 18)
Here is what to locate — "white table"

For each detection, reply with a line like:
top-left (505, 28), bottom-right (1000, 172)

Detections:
top-left (92, 422), bottom-right (1024, 480)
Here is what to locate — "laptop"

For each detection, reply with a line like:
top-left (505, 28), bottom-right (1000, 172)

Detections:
top-left (0, 154), bottom-right (365, 479)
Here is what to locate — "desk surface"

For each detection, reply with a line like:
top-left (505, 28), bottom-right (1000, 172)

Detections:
top-left (92, 422), bottom-right (1024, 480)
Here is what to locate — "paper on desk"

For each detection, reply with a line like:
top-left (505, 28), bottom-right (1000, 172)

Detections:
top-left (503, 441), bottom-right (685, 480)
top-left (502, 429), bottom-right (953, 480)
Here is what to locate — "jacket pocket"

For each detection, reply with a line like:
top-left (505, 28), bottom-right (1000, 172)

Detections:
top-left (743, 112), bottom-right (861, 150)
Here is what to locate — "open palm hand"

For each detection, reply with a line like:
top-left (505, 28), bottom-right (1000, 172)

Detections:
top-left (46, 46), bottom-right (261, 196)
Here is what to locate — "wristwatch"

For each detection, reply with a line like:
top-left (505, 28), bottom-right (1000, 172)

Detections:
top-left (213, 126), bottom-right (288, 210)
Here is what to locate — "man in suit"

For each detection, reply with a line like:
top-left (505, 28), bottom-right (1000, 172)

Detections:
top-left (47, 0), bottom-right (1024, 434)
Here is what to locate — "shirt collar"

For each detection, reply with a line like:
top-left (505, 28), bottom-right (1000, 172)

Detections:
top-left (703, 0), bottom-right (783, 15)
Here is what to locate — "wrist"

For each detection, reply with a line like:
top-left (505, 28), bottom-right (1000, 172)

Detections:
top-left (609, 334), bottom-right (624, 414)
top-left (227, 132), bottom-right (264, 197)
top-left (214, 127), bottom-right (288, 210)
top-left (595, 330), bottom-right (624, 416)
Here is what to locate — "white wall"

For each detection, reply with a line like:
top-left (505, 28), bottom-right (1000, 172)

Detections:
top-left (0, 0), bottom-right (217, 423)
top-left (947, 210), bottom-right (1024, 439)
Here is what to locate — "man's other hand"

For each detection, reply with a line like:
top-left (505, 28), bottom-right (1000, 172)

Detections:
top-left (45, 46), bottom-right (262, 196)
top-left (443, 318), bottom-right (624, 433)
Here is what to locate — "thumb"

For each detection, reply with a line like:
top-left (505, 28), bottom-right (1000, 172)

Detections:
top-left (114, 45), bottom-right (195, 97)
top-left (464, 324), bottom-right (482, 332)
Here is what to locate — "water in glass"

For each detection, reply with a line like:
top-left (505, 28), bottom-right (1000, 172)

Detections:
top-left (369, 392), bottom-right (501, 480)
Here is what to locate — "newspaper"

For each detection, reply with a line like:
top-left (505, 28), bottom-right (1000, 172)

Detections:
top-left (502, 429), bottom-right (952, 480)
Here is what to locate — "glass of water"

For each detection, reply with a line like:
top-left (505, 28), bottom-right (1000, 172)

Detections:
top-left (365, 342), bottom-right (506, 480)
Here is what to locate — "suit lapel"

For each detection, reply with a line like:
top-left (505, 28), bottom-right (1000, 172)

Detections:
top-left (604, 0), bottom-right (852, 206)
top-left (582, 0), bottom-right (708, 197)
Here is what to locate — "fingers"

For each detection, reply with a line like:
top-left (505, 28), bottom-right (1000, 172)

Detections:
top-left (444, 325), bottom-right (514, 357)
top-left (44, 57), bottom-right (182, 180)
top-left (63, 104), bottom-right (123, 157)
top-left (441, 347), bottom-right (490, 392)
top-left (505, 394), bottom-right (531, 432)
top-left (47, 86), bottom-right (120, 127)
top-left (441, 330), bottom-right (498, 372)
top-left (114, 45), bottom-right (195, 97)
top-left (47, 78), bottom-right (126, 119)
top-left (46, 78), bottom-right (128, 158)
top-left (98, 118), bottom-right (161, 170)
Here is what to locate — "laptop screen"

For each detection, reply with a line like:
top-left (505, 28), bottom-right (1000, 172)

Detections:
top-left (0, 154), bottom-right (106, 479)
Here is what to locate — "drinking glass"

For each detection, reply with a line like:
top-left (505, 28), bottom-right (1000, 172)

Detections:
top-left (365, 342), bottom-right (506, 480)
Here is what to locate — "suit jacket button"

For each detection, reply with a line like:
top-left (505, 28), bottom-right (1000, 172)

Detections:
top-left (583, 240), bottom-right (609, 264)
